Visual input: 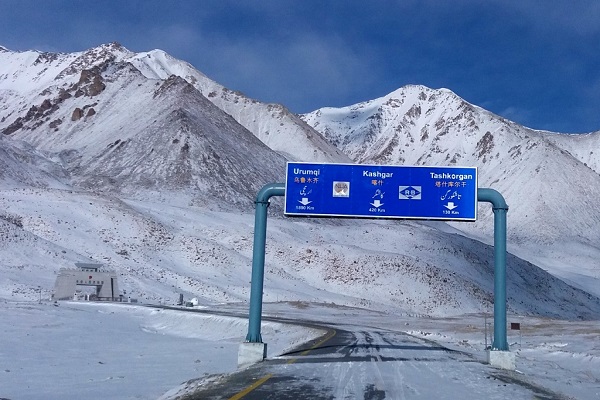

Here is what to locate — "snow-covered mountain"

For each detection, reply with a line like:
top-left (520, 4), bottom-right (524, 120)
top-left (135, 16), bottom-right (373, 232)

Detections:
top-left (301, 85), bottom-right (600, 291)
top-left (0, 44), bottom-right (290, 208)
top-left (1, 44), bottom-right (599, 320)
top-left (544, 130), bottom-right (600, 174)
top-left (123, 47), bottom-right (350, 163)
top-left (0, 137), bottom-right (70, 189)
top-left (0, 43), bottom-right (348, 165)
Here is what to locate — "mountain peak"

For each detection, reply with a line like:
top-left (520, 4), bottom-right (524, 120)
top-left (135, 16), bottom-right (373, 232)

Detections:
top-left (81, 41), bottom-right (132, 63)
top-left (106, 41), bottom-right (125, 50)
top-left (301, 82), bottom-right (600, 247)
top-left (52, 43), bottom-right (133, 80)
top-left (382, 85), bottom-right (465, 106)
top-left (86, 41), bottom-right (129, 53)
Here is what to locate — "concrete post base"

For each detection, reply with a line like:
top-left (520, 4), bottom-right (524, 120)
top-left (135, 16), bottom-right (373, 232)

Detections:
top-left (238, 342), bottom-right (267, 369)
top-left (487, 350), bottom-right (516, 370)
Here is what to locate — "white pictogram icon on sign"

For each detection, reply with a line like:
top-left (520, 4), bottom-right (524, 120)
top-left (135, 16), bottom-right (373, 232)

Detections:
top-left (444, 202), bottom-right (458, 210)
top-left (371, 189), bottom-right (384, 208)
top-left (300, 186), bottom-right (312, 196)
top-left (371, 199), bottom-right (384, 208)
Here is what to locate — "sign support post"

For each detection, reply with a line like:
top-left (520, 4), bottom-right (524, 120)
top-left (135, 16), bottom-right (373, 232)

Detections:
top-left (238, 183), bottom-right (284, 368)
top-left (246, 183), bottom-right (285, 342)
top-left (477, 188), bottom-right (514, 369)
top-left (240, 164), bottom-right (512, 370)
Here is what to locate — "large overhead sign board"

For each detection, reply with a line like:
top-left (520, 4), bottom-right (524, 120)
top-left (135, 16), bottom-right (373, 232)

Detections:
top-left (284, 162), bottom-right (478, 221)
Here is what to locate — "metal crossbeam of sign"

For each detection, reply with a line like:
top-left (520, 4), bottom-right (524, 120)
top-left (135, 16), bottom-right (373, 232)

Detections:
top-left (284, 162), bottom-right (478, 221)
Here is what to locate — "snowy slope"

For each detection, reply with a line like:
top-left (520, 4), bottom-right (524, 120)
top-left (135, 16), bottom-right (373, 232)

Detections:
top-left (1, 187), bottom-right (599, 321)
top-left (1, 43), bottom-right (599, 318)
top-left (301, 85), bottom-right (600, 289)
top-left (543, 129), bottom-right (600, 174)
top-left (0, 43), bottom-right (347, 164)
top-left (126, 48), bottom-right (350, 163)
top-left (0, 137), bottom-right (70, 189)
top-left (0, 44), bottom-right (286, 208)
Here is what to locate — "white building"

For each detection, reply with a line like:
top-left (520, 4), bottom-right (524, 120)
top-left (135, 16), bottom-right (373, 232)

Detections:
top-left (53, 263), bottom-right (120, 301)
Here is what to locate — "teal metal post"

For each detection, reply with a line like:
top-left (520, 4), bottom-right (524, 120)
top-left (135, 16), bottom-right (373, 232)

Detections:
top-left (477, 188), bottom-right (509, 351)
top-left (246, 183), bottom-right (285, 343)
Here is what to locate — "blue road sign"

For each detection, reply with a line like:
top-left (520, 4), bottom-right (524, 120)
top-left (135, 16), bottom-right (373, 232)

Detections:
top-left (284, 162), bottom-right (478, 221)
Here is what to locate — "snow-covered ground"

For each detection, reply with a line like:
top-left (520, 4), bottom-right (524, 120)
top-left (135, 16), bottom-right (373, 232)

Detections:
top-left (1, 188), bottom-right (599, 398)
top-left (1, 300), bottom-right (598, 399)
top-left (0, 301), bottom-right (322, 400)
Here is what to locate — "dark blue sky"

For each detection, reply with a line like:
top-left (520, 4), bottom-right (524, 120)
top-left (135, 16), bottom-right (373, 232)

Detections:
top-left (1, 0), bottom-right (599, 133)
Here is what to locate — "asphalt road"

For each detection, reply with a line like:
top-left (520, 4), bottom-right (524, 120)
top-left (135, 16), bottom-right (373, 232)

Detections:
top-left (177, 323), bottom-right (565, 400)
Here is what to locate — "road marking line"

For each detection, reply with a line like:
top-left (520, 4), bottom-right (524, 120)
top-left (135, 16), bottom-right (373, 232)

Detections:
top-left (229, 329), bottom-right (337, 398)
top-left (228, 374), bottom-right (273, 400)
top-left (288, 328), bottom-right (337, 364)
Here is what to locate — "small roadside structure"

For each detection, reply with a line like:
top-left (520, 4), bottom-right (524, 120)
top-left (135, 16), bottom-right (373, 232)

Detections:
top-left (52, 263), bottom-right (120, 301)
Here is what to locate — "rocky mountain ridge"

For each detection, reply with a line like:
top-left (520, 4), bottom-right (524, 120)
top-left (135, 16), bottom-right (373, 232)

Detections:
top-left (1, 43), bottom-right (599, 316)
top-left (300, 85), bottom-right (600, 297)
top-left (0, 43), bottom-right (296, 207)
top-left (300, 85), bottom-right (600, 246)
top-left (1, 43), bottom-right (347, 162)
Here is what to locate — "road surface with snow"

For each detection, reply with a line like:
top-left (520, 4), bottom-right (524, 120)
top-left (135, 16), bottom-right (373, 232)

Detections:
top-left (180, 324), bottom-right (565, 399)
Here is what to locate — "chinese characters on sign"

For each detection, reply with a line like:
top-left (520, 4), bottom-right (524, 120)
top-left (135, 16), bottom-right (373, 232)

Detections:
top-left (284, 162), bottom-right (477, 221)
